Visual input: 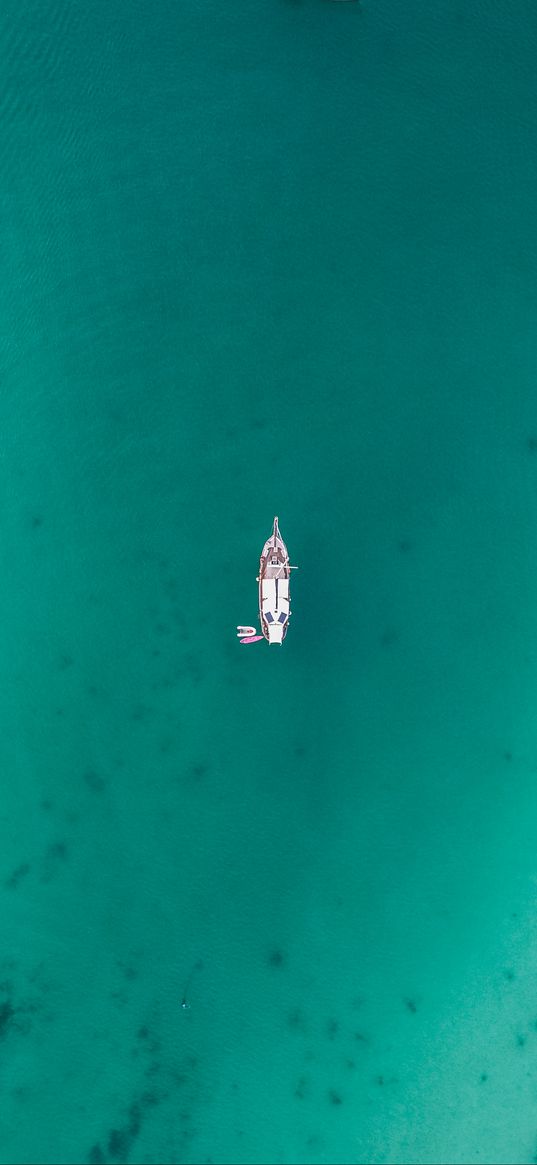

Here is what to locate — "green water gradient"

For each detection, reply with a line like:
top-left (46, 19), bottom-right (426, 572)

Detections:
top-left (2, 1), bottom-right (537, 1162)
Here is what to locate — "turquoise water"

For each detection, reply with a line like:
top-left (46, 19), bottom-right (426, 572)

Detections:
top-left (2, 0), bottom-right (537, 1161)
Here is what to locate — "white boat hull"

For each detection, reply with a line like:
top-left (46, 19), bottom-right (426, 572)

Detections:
top-left (257, 516), bottom-right (296, 645)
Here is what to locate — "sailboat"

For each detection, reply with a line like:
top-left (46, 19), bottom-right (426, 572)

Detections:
top-left (237, 517), bottom-right (298, 645)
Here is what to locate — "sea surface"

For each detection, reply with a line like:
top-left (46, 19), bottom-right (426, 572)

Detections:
top-left (2, 1), bottom-right (537, 1162)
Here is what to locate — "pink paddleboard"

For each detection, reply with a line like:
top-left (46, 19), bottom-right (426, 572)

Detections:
top-left (237, 625), bottom-right (264, 644)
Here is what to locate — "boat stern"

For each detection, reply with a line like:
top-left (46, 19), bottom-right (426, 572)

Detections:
top-left (266, 624), bottom-right (284, 645)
